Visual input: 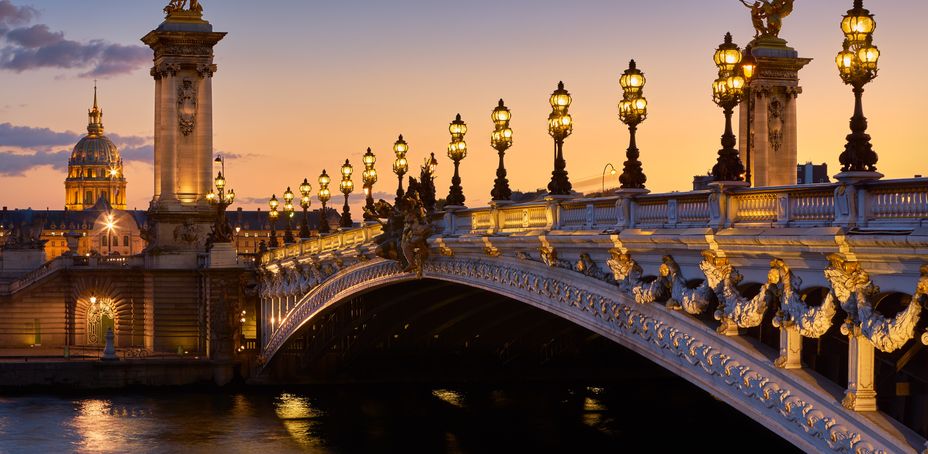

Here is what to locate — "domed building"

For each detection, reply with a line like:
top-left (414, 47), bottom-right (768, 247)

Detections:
top-left (64, 87), bottom-right (127, 211)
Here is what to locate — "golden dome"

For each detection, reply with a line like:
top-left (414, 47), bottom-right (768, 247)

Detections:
top-left (68, 86), bottom-right (123, 170)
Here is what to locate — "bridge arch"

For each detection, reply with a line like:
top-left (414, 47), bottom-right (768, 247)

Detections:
top-left (260, 255), bottom-right (918, 453)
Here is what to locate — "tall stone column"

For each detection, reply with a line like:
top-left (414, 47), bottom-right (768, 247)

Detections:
top-left (738, 38), bottom-right (811, 187)
top-left (141, 8), bottom-right (225, 265)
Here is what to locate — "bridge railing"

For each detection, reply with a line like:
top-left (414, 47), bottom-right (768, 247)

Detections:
top-left (5, 254), bottom-right (146, 295)
top-left (433, 178), bottom-right (928, 235)
top-left (261, 223), bottom-right (383, 265)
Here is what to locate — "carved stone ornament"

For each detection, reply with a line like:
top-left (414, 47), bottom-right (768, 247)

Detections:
top-left (540, 246), bottom-right (571, 270)
top-left (197, 63), bottom-right (216, 78)
top-left (771, 259), bottom-right (836, 338)
top-left (370, 177), bottom-right (433, 278)
top-left (177, 79), bottom-right (198, 136)
top-left (768, 97), bottom-right (784, 154)
top-left (164, 0), bottom-right (203, 17)
top-left (702, 250), bottom-right (777, 335)
top-left (484, 245), bottom-right (502, 258)
top-left (606, 249), bottom-right (642, 293)
top-left (172, 221), bottom-right (201, 244)
top-left (151, 62), bottom-right (179, 80)
top-left (825, 255), bottom-right (923, 353)
top-left (663, 256), bottom-right (713, 315)
top-left (575, 253), bottom-right (611, 283)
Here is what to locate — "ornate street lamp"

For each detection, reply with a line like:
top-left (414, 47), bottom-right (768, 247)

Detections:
top-left (393, 135), bottom-right (409, 203)
top-left (268, 194), bottom-right (280, 248)
top-left (490, 99), bottom-right (514, 202)
top-left (282, 187), bottom-right (295, 244)
top-left (317, 170), bottom-right (332, 234)
top-left (547, 81), bottom-right (573, 195)
top-left (298, 178), bottom-right (312, 239)
top-left (836, 0), bottom-right (880, 175)
top-left (205, 170), bottom-right (235, 246)
top-left (362, 148), bottom-right (378, 221)
top-left (739, 47), bottom-right (758, 185)
top-left (445, 114), bottom-right (468, 207)
top-left (617, 59), bottom-right (648, 190)
top-left (710, 33), bottom-right (747, 183)
top-left (339, 159), bottom-right (354, 228)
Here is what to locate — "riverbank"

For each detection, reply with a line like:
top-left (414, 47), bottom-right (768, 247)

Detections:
top-left (0, 358), bottom-right (240, 389)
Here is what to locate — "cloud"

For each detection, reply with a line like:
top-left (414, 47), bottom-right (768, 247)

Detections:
top-left (0, 4), bottom-right (149, 78)
top-left (0, 148), bottom-right (68, 176)
top-left (0, 122), bottom-right (80, 148)
top-left (0, 122), bottom-right (153, 176)
top-left (0, 0), bottom-right (35, 28)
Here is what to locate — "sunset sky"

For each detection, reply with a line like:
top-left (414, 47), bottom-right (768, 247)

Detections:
top-left (1, 0), bottom-right (926, 213)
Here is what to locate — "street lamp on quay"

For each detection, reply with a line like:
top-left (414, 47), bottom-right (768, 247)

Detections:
top-left (836, 0), bottom-right (880, 176)
top-left (490, 99), bottom-right (513, 202)
top-left (602, 163), bottom-right (617, 194)
top-left (547, 81), bottom-right (573, 196)
top-left (710, 33), bottom-right (747, 183)
top-left (339, 160), bottom-right (354, 228)
top-left (362, 148), bottom-right (378, 221)
top-left (205, 169), bottom-right (236, 245)
top-left (282, 187), bottom-right (295, 244)
top-left (445, 114), bottom-right (468, 208)
top-left (317, 170), bottom-right (332, 234)
top-left (617, 59), bottom-right (649, 191)
top-left (393, 135), bottom-right (409, 203)
top-left (298, 178), bottom-right (312, 239)
top-left (103, 213), bottom-right (117, 255)
top-left (267, 194), bottom-right (280, 248)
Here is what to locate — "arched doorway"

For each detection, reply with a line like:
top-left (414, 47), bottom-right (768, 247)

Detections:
top-left (86, 298), bottom-right (116, 346)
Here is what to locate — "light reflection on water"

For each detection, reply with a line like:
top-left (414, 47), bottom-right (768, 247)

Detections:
top-left (0, 384), bottom-right (797, 453)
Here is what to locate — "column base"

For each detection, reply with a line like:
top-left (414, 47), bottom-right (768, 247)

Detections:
top-left (842, 390), bottom-right (878, 412)
top-left (774, 325), bottom-right (802, 369)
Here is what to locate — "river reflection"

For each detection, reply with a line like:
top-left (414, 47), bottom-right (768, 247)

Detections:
top-left (0, 382), bottom-right (798, 453)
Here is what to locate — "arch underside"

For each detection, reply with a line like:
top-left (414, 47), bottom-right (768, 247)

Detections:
top-left (262, 257), bottom-right (924, 453)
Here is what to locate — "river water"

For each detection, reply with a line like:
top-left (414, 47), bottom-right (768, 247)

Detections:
top-left (0, 382), bottom-right (797, 453)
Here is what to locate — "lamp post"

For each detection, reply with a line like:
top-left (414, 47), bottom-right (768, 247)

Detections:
top-left (298, 178), bottom-right (312, 239)
top-left (710, 33), bottom-right (747, 183)
top-left (617, 59), bottom-right (649, 190)
top-left (362, 148), bottom-right (378, 221)
top-left (446, 114), bottom-right (468, 207)
top-left (317, 170), bottom-right (332, 234)
top-left (339, 159), bottom-right (354, 228)
top-left (205, 170), bottom-right (235, 245)
top-left (602, 163), bottom-right (617, 194)
top-left (547, 82), bottom-right (573, 195)
top-left (490, 99), bottom-right (513, 202)
top-left (836, 0), bottom-right (880, 176)
top-left (393, 135), bottom-right (409, 203)
top-left (267, 194), bottom-right (279, 248)
top-left (282, 187), bottom-right (295, 244)
top-left (740, 46), bottom-right (758, 186)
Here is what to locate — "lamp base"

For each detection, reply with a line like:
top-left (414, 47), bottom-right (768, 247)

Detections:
top-left (834, 171), bottom-right (883, 185)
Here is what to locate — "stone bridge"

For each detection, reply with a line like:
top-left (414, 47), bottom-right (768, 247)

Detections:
top-left (258, 179), bottom-right (928, 453)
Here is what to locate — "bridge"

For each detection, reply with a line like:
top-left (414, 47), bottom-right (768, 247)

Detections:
top-left (258, 178), bottom-right (928, 453)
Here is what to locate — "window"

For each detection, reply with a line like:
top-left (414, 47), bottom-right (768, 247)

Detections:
top-left (123, 236), bottom-right (129, 247)
top-left (84, 191), bottom-right (93, 204)
top-left (101, 191), bottom-right (108, 203)
top-left (101, 235), bottom-right (108, 246)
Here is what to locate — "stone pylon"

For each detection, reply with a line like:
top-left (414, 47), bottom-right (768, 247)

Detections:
top-left (739, 37), bottom-right (811, 187)
top-left (142, 7), bottom-right (226, 266)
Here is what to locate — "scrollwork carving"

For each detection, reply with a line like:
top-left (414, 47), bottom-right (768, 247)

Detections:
top-left (540, 246), bottom-right (571, 269)
top-left (575, 253), bottom-right (611, 283)
top-left (702, 251), bottom-right (776, 334)
top-left (771, 259), bottom-right (835, 338)
top-left (825, 255), bottom-right (923, 353)
top-left (663, 256), bottom-right (713, 315)
top-left (606, 249), bottom-right (642, 293)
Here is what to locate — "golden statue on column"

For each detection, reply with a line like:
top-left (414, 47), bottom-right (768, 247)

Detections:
top-left (740, 0), bottom-right (795, 38)
top-left (164, 0), bottom-right (203, 18)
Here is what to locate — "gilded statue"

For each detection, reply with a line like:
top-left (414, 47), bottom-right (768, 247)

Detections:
top-left (368, 177), bottom-right (434, 277)
top-left (740, 0), bottom-right (794, 39)
top-left (164, 0), bottom-right (203, 16)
